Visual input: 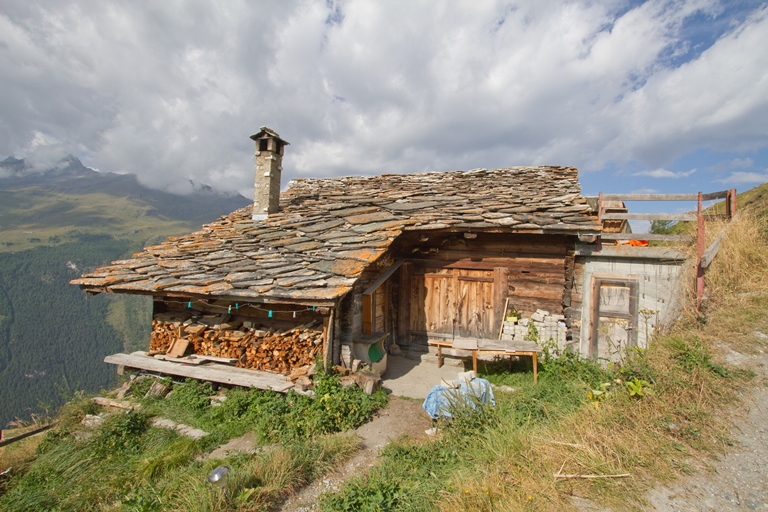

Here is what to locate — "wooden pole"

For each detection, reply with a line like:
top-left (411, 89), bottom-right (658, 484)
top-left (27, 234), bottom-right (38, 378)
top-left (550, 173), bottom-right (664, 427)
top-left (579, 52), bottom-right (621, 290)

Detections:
top-left (597, 191), bottom-right (603, 251)
top-left (323, 308), bottom-right (335, 369)
top-left (0, 423), bottom-right (54, 448)
top-left (729, 188), bottom-right (737, 219)
top-left (697, 192), bottom-right (705, 309)
top-left (498, 297), bottom-right (510, 340)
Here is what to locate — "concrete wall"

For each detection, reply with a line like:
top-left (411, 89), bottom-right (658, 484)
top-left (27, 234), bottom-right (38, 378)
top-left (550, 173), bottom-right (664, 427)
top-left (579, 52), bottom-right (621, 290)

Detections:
top-left (572, 245), bottom-right (687, 358)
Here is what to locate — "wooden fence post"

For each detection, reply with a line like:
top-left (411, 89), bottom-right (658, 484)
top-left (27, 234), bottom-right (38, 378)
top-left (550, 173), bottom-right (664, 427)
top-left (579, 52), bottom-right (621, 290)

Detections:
top-left (729, 188), bottom-right (737, 219)
top-left (697, 192), bottom-right (705, 309)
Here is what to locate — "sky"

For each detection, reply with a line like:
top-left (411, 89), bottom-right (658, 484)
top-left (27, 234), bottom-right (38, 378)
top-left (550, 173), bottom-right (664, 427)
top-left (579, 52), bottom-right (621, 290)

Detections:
top-left (1, 0), bottom-right (767, 208)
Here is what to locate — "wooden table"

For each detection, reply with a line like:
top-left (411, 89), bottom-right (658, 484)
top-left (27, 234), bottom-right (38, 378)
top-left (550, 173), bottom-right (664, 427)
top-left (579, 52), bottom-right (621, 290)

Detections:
top-left (427, 338), bottom-right (541, 384)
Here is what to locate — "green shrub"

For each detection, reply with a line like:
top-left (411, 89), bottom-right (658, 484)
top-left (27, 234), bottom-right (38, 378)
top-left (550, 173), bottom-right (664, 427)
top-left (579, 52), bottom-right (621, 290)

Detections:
top-left (165, 379), bottom-right (214, 412)
top-left (93, 411), bottom-right (150, 456)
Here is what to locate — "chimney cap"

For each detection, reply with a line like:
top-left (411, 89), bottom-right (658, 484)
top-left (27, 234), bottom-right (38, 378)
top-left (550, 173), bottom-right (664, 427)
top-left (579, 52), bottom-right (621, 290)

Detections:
top-left (250, 126), bottom-right (290, 145)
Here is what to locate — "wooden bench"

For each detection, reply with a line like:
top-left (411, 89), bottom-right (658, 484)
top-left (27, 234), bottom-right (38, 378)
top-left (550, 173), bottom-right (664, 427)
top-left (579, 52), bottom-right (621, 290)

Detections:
top-left (427, 338), bottom-right (541, 384)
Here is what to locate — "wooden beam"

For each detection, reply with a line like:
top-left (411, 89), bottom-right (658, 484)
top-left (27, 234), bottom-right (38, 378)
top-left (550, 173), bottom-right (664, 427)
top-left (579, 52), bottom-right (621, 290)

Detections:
top-left (701, 231), bottom-right (726, 269)
top-left (599, 190), bottom-right (731, 201)
top-left (362, 259), bottom-right (404, 295)
top-left (0, 423), bottom-right (54, 448)
top-left (600, 233), bottom-right (694, 242)
top-left (91, 397), bottom-right (140, 410)
top-left (600, 193), bottom-right (699, 201)
top-left (601, 213), bottom-right (696, 221)
top-left (703, 190), bottom-right (734, 201)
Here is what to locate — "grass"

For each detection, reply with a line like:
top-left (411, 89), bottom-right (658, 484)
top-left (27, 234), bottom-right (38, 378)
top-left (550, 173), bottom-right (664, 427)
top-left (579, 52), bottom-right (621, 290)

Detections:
top-left (3, 211), bottom-right (767, 510)
top-left (319, 210), bottom-right (768, 511)
top-left (0, 371), bottom-right (386, 511)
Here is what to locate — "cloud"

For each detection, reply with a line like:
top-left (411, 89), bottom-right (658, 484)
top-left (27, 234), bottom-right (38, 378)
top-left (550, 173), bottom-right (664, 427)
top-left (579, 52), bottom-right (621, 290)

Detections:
top-left (716, 171), bottom-right (768, 184)
top-left (633, 168), bottom-right (697, 178)
top-left (0, 0), bottom-right (766, 196)
top-left (707, 157), bottom-right (756, 173)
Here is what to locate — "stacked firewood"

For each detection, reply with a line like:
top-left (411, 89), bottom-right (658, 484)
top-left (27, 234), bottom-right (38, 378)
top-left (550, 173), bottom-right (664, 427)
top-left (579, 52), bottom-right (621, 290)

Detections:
top-left (149, 319), bottom-right (322, 375)
top-left (150, 319), bottom-right (179, 353)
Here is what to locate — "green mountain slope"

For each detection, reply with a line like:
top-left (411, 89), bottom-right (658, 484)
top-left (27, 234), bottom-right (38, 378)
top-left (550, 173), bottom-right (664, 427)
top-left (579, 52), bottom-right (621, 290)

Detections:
top-left (0, 156), bottom-right (249, 253)
top-left (0, 156), bottom-right (250, 426)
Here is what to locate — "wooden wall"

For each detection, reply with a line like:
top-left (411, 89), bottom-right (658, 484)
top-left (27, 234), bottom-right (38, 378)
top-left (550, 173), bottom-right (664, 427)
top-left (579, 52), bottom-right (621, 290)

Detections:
top-left (389, 232), bottom-right (574, 345)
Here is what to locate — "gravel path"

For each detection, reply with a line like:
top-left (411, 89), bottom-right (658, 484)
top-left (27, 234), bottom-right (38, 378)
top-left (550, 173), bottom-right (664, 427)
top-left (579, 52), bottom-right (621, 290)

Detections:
top-left (645, 343), bottom-right (768, 511)
top-left (277, 396), bottom-right (431, 512)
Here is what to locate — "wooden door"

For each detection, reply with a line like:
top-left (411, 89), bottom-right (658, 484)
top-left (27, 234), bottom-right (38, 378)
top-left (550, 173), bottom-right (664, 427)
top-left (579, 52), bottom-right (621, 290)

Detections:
top-left (590, 277), bottom-right (638, 361)
top-left (409, 267), bottom-right (496, 340)
top-left (455, 270), bottom-right (495, 338)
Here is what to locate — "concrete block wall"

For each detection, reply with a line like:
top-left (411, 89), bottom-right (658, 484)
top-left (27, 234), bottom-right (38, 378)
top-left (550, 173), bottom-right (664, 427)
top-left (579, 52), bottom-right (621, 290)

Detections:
top-left (575, 249), bottom-right (686, 358)
top-left (501, 309), bottom-right (567, 345)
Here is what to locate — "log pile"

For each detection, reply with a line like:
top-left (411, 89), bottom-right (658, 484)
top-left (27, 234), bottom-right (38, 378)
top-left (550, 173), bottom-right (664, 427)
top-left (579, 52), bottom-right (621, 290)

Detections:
top-left (149, 318), bottom-right (322, 375)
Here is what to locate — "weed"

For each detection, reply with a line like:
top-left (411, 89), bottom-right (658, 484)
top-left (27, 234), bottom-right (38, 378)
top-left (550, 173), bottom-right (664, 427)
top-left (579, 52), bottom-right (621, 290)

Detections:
top-left (93, 411), bottom-right (150, 457)
top-left (165, 379), bottom-right (214, 413)
top-left (321, 477), bottom-right (406, 511)
top-left (666, 336), bottom-right (731, 378)
top-left (625, 377), bottom-right (652, 398)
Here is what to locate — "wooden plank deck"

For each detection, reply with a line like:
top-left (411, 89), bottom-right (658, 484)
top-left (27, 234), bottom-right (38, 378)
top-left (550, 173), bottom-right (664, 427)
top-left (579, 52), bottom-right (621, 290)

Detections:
top-left (104, 352), bottom-right (295, 393)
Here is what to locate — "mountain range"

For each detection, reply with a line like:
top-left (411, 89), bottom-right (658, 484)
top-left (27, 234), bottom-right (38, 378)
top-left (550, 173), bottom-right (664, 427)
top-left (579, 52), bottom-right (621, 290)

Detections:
top-left (0, 156), bottom-right (250, 426)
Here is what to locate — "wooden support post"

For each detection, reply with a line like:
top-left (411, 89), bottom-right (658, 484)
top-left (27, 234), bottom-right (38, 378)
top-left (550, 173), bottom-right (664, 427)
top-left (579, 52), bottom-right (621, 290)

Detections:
top-left (729, 188), bottom-right (737, 219)
top-left (597, 191), bottom-right (603, 251)
top-left (361, 294), bottom-right (372, 335)
top-left (397, 263), bottom-right (411, 345)
top-left (498, 297), bottom-right (510, 340)
top-left (697, 192), bottom-right (705, 309)
top-left (323, 308), bottom-right (335, 369)
top-left (532, 352), bottom-right (538, 384)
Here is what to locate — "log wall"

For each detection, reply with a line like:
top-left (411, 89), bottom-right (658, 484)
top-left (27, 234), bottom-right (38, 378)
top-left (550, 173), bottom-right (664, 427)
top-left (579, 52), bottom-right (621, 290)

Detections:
top-left (389, 232), bottom-right (575, 345)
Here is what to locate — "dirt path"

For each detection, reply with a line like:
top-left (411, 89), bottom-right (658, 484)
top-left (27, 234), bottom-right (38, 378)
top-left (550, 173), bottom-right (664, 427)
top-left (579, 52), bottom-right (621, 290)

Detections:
top-left (644, 343), bottom-right (768, 511)
top-left (277, 396), bottom-right (432, 512)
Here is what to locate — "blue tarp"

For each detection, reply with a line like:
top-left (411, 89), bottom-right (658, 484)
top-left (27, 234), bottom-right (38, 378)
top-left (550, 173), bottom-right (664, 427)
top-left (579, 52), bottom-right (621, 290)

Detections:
top-left (422, 377), bottom-right (495, 420)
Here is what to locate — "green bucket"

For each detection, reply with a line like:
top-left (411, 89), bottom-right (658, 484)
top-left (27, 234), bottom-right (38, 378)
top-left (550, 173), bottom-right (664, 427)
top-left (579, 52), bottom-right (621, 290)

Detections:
top-left (368, 342), bottom-right (384, 363)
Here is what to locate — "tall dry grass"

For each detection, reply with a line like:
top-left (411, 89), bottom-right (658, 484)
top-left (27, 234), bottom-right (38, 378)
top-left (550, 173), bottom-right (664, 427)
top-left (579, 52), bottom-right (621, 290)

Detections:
top-left (437, 210), bottom-right (768, 511)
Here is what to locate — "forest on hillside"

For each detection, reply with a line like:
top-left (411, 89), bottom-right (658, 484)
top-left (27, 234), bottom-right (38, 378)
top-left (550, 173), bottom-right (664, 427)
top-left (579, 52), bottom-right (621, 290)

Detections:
top-left (0, 236), bottom-right (150, 427)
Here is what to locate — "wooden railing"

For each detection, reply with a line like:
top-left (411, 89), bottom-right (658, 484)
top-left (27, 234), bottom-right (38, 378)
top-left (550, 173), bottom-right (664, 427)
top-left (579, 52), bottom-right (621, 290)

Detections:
top-left (596, 189), bottom-right (737, 308)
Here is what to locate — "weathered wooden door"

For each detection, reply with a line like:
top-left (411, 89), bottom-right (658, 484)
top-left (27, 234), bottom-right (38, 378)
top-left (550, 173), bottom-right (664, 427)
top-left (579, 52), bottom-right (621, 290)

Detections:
top-left (590, 277), bottom-right (638, 361)
top-left (409, 267), bottom-right (496, 339)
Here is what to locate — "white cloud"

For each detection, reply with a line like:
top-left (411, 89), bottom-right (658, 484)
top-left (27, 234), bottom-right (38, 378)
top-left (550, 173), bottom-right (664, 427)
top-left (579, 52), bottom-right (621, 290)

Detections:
top-left (707, 157), bottom-right (756, 173)
top-left (0, 0), bottom-right (766, 195)
top-left (633, 168), bottom-right (697, 178)
top-left (716, 171), bottom-right (768, 184)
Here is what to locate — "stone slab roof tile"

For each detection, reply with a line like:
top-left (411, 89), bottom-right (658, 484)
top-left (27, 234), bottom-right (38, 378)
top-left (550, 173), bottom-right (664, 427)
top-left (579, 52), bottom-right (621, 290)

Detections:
top-left (72, 166), bottom-right (600, 301)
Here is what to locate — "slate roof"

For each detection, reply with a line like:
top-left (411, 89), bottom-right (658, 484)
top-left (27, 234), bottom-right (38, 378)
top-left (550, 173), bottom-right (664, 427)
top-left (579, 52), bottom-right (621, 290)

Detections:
top-left (71, 166), bottom-right (600, 304)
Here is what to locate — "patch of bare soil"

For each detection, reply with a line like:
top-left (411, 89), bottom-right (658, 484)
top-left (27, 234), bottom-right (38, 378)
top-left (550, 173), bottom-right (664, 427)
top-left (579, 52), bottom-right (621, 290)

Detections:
top-left (277, 395), bottom-right (432, 512)
top-left (644, 344), bottom-right (768, 511)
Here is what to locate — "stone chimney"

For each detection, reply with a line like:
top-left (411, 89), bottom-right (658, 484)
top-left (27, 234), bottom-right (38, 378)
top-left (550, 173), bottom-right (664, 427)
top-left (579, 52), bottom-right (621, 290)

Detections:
top-left (250, 127), bottom-right (289, 220)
